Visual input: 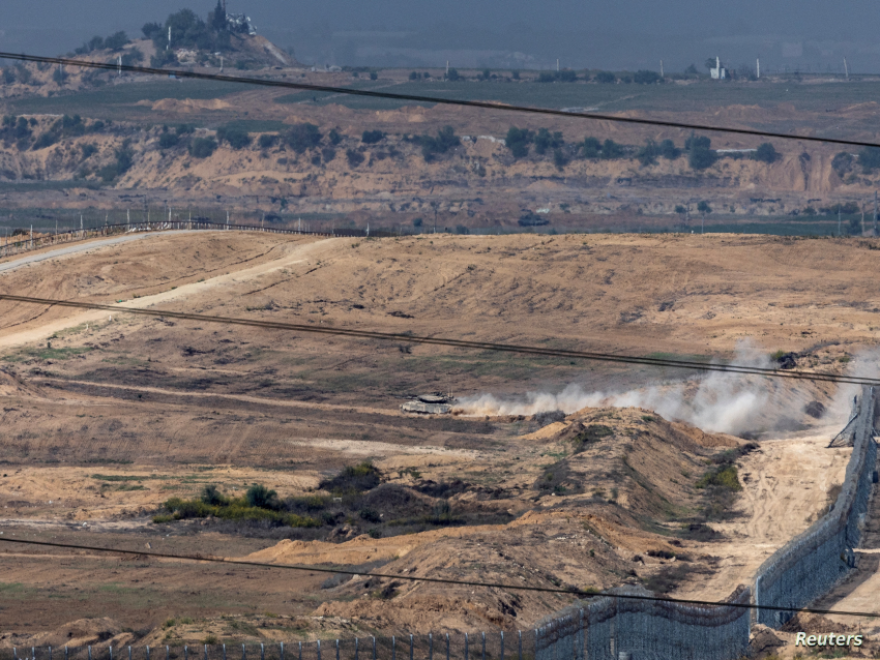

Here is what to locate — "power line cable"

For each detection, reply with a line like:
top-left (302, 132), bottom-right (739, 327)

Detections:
top-left (2, 51), bottom-right (880, 150)
top-left (0, 294), bottom-right (877, 387)
top-left (0, 536), bottom-right (875, 619)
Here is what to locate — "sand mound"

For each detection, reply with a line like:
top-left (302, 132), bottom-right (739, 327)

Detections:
top-left (145, 98), bottom-right (232, 113)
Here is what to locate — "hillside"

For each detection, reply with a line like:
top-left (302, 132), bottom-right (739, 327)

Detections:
top-left (0, 106), bottom-right (876, 234)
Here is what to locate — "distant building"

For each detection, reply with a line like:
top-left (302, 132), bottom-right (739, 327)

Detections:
top-left (710, 56), bottom-right (728, 80)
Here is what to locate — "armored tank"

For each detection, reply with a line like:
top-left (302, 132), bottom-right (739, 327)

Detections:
top-left (400, 393), bottom-right (453, 414)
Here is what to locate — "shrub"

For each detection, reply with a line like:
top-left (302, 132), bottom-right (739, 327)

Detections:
top-left (594, 71), bottom-right (616, 83)
top-left (506, 127), bottom-right (532, 159)
top-left (537, 72), bottom-right (556, 83)
top-left (189, 137), bottom-right (217, 158)
top-left (553, 148), bottom-right (568, 170)
top-left (359, 508), bottom-right (381, 523)
top-left (858, 146), bottom-right (880, 172)
top-left (420, 126), bottom-right (460, 161)
top-left (2, 68), bottom-right (15, 85)
top-left (346, 149), bottom-right (364, 167)
top-left (201, 484), bottom-right (228, 506)
top-left (246, 484), bottom-right (278, 509)
top-left (285, 123), bottom-right (322, 153)
top-left (446, 68), bottom-right (460, 81)
top-left (370, 72), bottom-right (378, 80)
top-left (600, 139), bottom-right (624, 159)
top-left (217, 124), bottom-right (251, 149)
top-left (321, 146), bottom-right (336, 162)
top-left (104, 31), bottom-right (130, 51)
top-left (659, 139), bottom-right (679, 159)
top-left (633, 70), bottom-right (662, 84)
top-left (582, 137), bottom-right (601, 159)
top-left (687, 137), bottom-right (715, 170)
top-left (534, 128), bottom-right (564, 155)
top-left (409, 71), bottom-right (420, 80)
top-left (674, 204), bottom-right (687, 214)
top-left (258, 134), bottom-right (277, 149)
top-left (637, 139), bottom-right (660, 166)
top-left (832, 152), bottom-right (854, 178)
top-left (362, 129), bottom-right (384, 144)
top-left (158, 129), bottom-right (179, 149)
top-left (329, 128), bottom-right (342, 145)
top-left (753, 142), bottom-right (778, 163)
top-left (697, 200), bottom-right (712, 214)
top-left (81, 143), bottom-right (98, 159)
top-left (558, 70), bottom-right (577, 82)
top-left (696, 465), bottom-right (741, 491)
top-left (320, 461), bottom-right (381, 494)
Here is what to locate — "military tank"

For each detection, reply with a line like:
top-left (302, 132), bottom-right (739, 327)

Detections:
top-left (400, 393), bottom-right (454, 414)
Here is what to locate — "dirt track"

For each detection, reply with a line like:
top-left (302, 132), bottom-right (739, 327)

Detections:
top-left (1, 230), bottom-right (878, 643)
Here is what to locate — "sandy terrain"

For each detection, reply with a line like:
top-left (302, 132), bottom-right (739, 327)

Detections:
top-left (0, 230), bottom-right (877, 646)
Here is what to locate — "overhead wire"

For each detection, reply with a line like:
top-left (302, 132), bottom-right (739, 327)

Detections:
top-left (0, 536), bottom-right (876, 619)
top-left (1, 51), bottom-right (880, 150)
top-left (0, 294), bottom-right (877, 387)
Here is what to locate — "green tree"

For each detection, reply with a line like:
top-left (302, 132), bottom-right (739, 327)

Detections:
top-left (534, 128), bottom-right (564, 155)
top-left (858, 147), bottom-right (880, 172)
top-left (595, 71), bottom-right (616, 83)
top-left (246, 484), bottom-right (278, 509)
top-left (582, 137), bottom-right (601, 159)
top-left (687, 136), bottom-right (715, 170)
top-left (217, 124), bottom-right (251, 149)
top-left (361, 129), bottom-right (384, 144)
top-left (753, 143), bottom-right (778, 163)
top-left (637, 139), bottom-right (660, 166)
top-left (446, 68), bottom-right (461, 81)
top-left (634, 70), bottom-right (661, 84)
top-left (697, 201), bottom-right (712, 214)
top-left (420, 126), bottom-right (460, 161)
top-left (506, 127), bottom-right (532, 159)
top-left (553, 148), bottom-right (568, 170)
top-left (210, 0), bottom-right (227, 32)
top-left (285, 123), bottom-right (322, 153)
top-left (103, 31), bottom-right (130, 51)
top-left (189, 137), bottom-right (218, 158)
top-left (201, 484), bottom-right (227, 506)
top-left (600, 139), bottom-right (624, 159)
top-left (328, 128), bottom-right (342, 145)
top-left (659, 139), bottom-right (679, 159)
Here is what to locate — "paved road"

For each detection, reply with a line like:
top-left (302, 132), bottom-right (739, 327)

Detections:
top-left (0, 231), bottom-right (195, 275)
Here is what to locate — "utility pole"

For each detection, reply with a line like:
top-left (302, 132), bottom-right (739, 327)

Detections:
top-left (874, 191), bottom-right (878, 235)
top-left (168, 26), bottom-right (172, 49)
top-left (838, 208), bottom-right (842, 236)
top-left (844, 57), bottom-right (849, 81)
top-left (756, 58), bottom-right (760, 79)
top-left (446, 61), bottom-right (449, 77)
top-left (226, 209), bottom-right (230, 230)
top-left (117, 55), bottom-right (122, 77)
top-left (30, 224), bottom-right (33, 248)
top-left (660, 60), bottom-right (664, 78)
top-left (80, 213), bottom-right (84, 238)
top-left (556, 59), bottom-right (559, 73)
top-left (127, 208), bottom-right (130, 232)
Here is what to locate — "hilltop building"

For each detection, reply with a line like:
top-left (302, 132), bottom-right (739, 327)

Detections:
top-left (710, 56), bottom-right (728, 80)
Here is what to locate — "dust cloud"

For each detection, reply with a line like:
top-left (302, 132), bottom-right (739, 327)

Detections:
top-left (454, 342), bottom-right (877, 436)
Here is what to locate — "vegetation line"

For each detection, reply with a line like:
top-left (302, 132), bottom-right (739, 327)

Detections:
top-left (3, 51), bottom-right (880, 150)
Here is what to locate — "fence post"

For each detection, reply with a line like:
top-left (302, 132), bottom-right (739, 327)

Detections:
top-left (465, 634), bottom-right (468, 660)
top-left (317, 640), bottom-right (321, 660)
top-left (428, 634), bottom-right (433, 660)
top-left (205, 645), bottom-right (208, 660)
top-left (409, 635), bottom-right (413, 660)
top-left (262, 644), bottom-right (265, 660)
top-left (499, 632), bottom-right (504, 660)
top-left (372, 638), bottom-right (376, 660)
top-left (49, 647), bottom-right (53, 660)
top-left (223, 644), bottom-right (227, 660)
top-left (392, 637), bottom-right (395, 660)
top-left (167, 647), bottom-right (170, 660)
top-left (354, 639), bottom-right (358, 660)
top-left (110, 648), bottom-right (113, 660)
top-left (128, 647), bottom-right (132, 660)
top-left (280, 643), bottom-right (284, 660)
top-left (335, 641), bottom-right (339, 660)
top-left (65, 648), bottom-right (69, 660)
top-left (185, 646), bottom-right (189, 660)
top-left (445, 634), bottom-right (449, 660)
top-left (299, 643), bottom-right (302, 660)
top-left (242, 645), bottom-right (246, 660)
top-left (481, 634), bottom-right (485, 660)
top-left (147, 646), bottom-right (151, 660)
top-left (89, 647), bottom-right (92, 660)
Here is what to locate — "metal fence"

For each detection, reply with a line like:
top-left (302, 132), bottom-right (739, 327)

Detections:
top-left (753, 386), bottom-right (878, 627)
top-left (535, 585), bottom-right (751, 660)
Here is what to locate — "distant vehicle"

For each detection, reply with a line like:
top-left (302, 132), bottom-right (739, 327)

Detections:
top-left (400, 393), bottom-right (454, 414)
